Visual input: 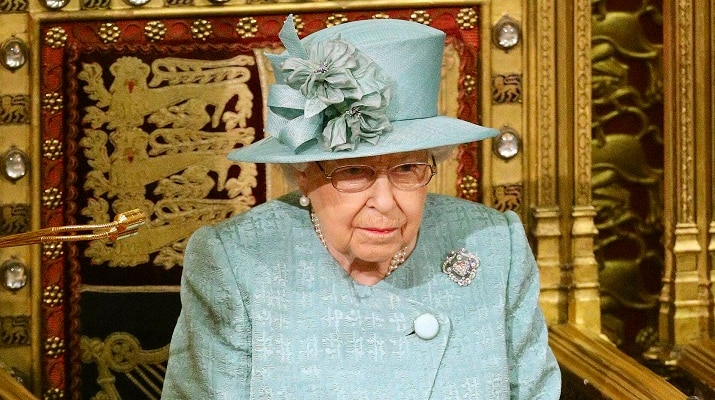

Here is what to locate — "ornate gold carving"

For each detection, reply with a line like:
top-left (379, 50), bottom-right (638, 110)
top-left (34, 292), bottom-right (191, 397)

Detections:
top-left (655, 0), bottom-right (713, 351)
top-left (44, 336), bottom-right (65, 358)
top-left (81, 0), bottom-right (110, 9)
top-left (326, 13), bottom-right (348, 27)
top-left (291, 14), bottom-right (305, 35)
top-left (528, 4), bottom-right (560, 328)
top-left (77, 54), bottom-right (257, 268)
top-left (463, 73), bottom-right (476, 95)
top-left (0, 94), bottom-right (29, 125)
top-left (553, 0), bottom-right (599, 334)
top-left (98, 22), bottom-right (121, 44)
top-left (0, 363), bottom-right (33, 399)
top-left (591, 0), bottom-right (665, 354)
top-left (491, 73), bottom-right (521, 103)
top-left (42, 285), bottom-right (64, 307)
top-left (236, 16), bottom-right (258, 38)
top-left (674, 0), bottom-right (694, 224)
top-left (41, 242), bottom-right (63, 260)
top-left (372, 13), bottom-right (390, 19)
top-left (0, 0), bottom-right (28, 12)
top-left (532, 207), bottom-right (564, 325)
top-left (81, 333), bottom-right (169, 399)
top-left (410, 10), bottom-right (432, 25)
top-left (0, 203), bottom-right (30, 235)
top-left (42, 92), bottom-right (63, 113)
top-left (43, 387), bottom-right (64, 400)
top-left (493, 184), bottom-right (521, 212)
top-left (679, 339), bottom-right (715, 397)
top-left (166, 0), bottom-right (193, 6)
top-left (458, 175), bottom-right (478, 201)
top-left (570, 206), bottom-right (600, 332)
top-left (592, 134), bottom-right (663, 348)
top-left (44, 27), bottom-right (67, 49)
top-left (456, 8), bottom-right (478, 30)
top-left (535, 0), bottom-right (556, 206)
top-left (41, 187), bottom-right (62, 209)
top-left (573, 0), bottom-right (592, 205)
top-left (550, 324), bottom-right (686, 399)
top-left (0, 315), bottom-right (30, 346)
top-left (145, 21), bottom-right (167, 42)
top-left (42, 139), bottom-right (63, 160)
top-left (190, 19), bottom-right (212, 40)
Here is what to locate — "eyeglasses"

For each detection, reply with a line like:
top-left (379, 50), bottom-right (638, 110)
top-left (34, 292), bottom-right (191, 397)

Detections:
top-left (316, 157), bottom-right (437, 193)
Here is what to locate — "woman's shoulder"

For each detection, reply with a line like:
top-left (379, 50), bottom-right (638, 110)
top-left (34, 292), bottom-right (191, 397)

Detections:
top-left (204, 191), bottom-right (309, 242)
top-left (421, 194), bottom-right (527, 255)
top-left (424, 193), bottom-right (515, 226)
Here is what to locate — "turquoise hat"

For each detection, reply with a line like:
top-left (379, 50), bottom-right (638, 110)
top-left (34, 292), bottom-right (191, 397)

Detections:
top-left (227, 16), bottom-right (498, 163)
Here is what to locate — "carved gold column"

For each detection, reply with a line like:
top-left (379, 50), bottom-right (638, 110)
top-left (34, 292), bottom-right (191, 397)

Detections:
top-left (660, 0), bottom-right (714, 348)
top-left (562, 0), bottom-right (600, 332)
top-left (569, 0), bottom-right (600, 332)
top-left (526, 0), bottom-right (566, 325)
top-left (528, 0), bottom-right (598, 329)
top-left (698, 0), bottom-right (715, 341)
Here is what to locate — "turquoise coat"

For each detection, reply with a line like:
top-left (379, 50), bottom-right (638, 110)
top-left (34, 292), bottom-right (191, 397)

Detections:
top-left (162, 193), bottom-right (561, 399)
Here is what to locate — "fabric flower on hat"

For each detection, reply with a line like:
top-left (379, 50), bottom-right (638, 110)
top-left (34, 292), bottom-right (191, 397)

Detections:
top-left (279, 32), bottom-right (393, 152)
top-left (282, 39), bottom-right (363, 118)
top-left (322, 90), bottom-right (392, 151)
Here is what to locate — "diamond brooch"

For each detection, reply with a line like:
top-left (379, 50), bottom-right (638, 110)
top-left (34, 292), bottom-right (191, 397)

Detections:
top-left (442, 248), bottom-right (479, 286)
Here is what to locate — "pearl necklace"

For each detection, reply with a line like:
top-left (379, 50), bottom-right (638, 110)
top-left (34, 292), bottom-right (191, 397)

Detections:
top-left (310, 211), bottom-right (407, 276)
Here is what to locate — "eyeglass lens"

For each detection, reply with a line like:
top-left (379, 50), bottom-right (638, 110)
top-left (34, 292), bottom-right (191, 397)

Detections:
top-left (325, 161), bottom-right (435, 192)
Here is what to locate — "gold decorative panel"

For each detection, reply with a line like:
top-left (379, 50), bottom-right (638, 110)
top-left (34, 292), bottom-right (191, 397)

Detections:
top-left (591, 0), bottom-right (664, 357)
top-left (0, 95), bottom-right (28, 125)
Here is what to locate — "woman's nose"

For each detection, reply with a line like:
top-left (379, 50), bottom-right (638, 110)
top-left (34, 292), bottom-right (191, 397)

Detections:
top-left (367, 173), bottom-right (397, 211)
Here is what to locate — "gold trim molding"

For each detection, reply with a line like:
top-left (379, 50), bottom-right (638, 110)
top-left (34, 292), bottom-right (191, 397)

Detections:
top-left (550, 324), bottom-right (686, 399)
top-left (527, 0), bottom-right (563, 326)
top-left (526, 0), bottom-right (599, 331)
top-left (660, 0), bottom-right (715, 348)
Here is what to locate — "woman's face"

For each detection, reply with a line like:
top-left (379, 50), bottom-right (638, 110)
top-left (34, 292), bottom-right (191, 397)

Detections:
top-left (295, 150), bottom-right (430, 268)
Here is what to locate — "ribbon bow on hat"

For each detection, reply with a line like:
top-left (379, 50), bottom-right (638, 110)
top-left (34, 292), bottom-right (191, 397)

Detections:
top-left (265, 15), bottom-right (393, 154)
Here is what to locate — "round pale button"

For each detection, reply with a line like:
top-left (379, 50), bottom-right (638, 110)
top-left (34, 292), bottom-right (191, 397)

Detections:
top-left (413, 313), bottom-right (439, 340)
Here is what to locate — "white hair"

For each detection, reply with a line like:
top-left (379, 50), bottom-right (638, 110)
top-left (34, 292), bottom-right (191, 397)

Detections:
top-left (429, 145), bottom-right (457, 163)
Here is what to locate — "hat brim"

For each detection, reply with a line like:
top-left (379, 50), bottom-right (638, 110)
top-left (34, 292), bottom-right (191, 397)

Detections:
top-left (228, 116), bottom-right (498, 163)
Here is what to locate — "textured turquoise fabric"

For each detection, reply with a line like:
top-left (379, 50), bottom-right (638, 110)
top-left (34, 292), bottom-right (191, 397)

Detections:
top-left (162, 192), bottom-right (561, 399)
top-left (228, 19), bottom-right (498, 164)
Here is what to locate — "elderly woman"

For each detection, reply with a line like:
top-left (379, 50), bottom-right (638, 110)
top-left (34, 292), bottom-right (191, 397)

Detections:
top-left (162, 16), bottom-right (561, 399)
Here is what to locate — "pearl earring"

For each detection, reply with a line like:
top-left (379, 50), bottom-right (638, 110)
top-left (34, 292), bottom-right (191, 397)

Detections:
top-left (299, 195), bottom-right (310, 207)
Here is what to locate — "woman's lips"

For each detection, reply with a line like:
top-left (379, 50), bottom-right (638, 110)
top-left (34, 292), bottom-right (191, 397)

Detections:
top-left (360, 227), bottom-right (397, 235)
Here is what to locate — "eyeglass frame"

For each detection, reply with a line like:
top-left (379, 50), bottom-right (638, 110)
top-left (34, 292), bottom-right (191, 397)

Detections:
top-left (315, 156), bottom-right (438, 193)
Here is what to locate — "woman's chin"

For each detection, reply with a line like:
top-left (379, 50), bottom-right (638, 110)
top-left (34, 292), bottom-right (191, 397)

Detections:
top-left (351, 244), bottom-right (403, 264)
